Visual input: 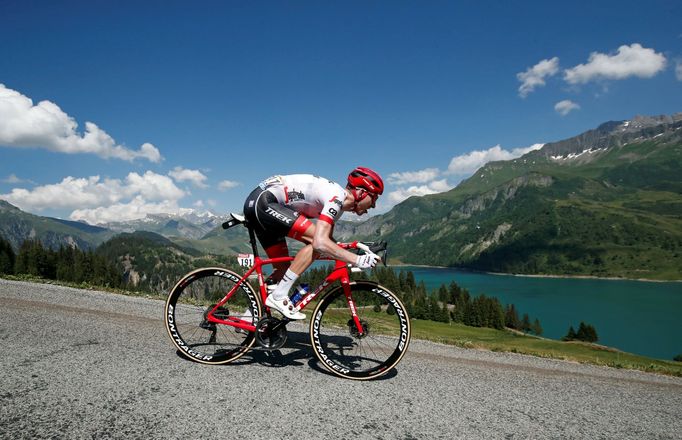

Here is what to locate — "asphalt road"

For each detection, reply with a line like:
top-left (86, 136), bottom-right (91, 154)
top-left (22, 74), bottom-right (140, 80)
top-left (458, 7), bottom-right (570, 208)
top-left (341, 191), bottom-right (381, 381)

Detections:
top-left (1, 279), bottom-right (681, 439)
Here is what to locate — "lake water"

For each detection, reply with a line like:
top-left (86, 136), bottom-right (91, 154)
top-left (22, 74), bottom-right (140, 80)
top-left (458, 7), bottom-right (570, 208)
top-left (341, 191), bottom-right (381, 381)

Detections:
top-left (397, 266), bottom-right (682, 361)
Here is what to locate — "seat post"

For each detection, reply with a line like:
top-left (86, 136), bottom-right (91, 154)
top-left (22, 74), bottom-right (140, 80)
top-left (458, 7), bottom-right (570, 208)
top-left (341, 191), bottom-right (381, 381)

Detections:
top-left (248, 227), bottom-right (260, 258)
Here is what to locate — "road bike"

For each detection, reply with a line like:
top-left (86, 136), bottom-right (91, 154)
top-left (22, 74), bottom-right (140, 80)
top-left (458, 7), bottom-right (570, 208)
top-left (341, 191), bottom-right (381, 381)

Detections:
top-left (164, 213), bottom-right (411, 380)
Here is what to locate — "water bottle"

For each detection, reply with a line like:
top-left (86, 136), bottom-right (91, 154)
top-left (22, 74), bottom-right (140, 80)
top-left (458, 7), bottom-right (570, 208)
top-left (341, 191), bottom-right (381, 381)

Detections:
top-left (290, 283), bottom-right (309, 306)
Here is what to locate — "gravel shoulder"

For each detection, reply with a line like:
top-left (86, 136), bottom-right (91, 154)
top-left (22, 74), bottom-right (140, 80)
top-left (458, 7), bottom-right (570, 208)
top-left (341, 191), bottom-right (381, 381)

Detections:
top-left (1, 279), bottom-right (681, 439)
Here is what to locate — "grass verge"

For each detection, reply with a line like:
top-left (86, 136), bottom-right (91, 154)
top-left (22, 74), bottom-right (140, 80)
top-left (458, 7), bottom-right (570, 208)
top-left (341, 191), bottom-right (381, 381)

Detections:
top-left (411, 319), bottom-right (682, 377)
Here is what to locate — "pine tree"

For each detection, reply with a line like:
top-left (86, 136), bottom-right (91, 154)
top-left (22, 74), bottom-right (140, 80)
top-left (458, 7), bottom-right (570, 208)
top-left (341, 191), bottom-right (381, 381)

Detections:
top-left (447, 281), bottom-right (461, 304)
top-left (437, 284), bottom-right (448, 303)
top-left (563, 325), bottom-right (577, 341)
top-left (398, 270), bottom-right (407, 293)
top-left (405, 271), bottom-right (416, 292)
top-left (532, 318), bottom-right (543, 336)
top-left (0, 236), bottom-right (15, 274)
top-left (452, 290), bottom-right (470, 323)
top-left (521, 313), bottom-right (532, 333)
top-left (576, 322), bottom-right (591, 341)
top-left (505, 304), bottom-right (521, 329)
top-left (576, 322), bottom-right (598, 342)
top-left (489, 297), bottom-right (505, 330)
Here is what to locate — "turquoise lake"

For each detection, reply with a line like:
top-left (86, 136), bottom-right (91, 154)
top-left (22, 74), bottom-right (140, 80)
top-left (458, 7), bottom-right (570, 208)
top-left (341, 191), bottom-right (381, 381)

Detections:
top-left (396, 266), bottom-right (682, 361)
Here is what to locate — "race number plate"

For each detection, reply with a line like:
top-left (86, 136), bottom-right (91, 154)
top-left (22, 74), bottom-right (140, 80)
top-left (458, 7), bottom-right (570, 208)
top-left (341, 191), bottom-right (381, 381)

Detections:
top-left (237, 253), bottom-right (255, 268)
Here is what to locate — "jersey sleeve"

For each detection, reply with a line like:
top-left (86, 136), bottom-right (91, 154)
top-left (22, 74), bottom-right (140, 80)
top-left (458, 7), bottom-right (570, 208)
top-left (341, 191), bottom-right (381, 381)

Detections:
top-left (318, 186), bottom-right (346, 225)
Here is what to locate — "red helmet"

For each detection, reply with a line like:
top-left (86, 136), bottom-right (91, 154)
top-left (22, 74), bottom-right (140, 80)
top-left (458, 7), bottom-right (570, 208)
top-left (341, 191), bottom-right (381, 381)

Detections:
top-left (347, 167), bottom-right (384, 195)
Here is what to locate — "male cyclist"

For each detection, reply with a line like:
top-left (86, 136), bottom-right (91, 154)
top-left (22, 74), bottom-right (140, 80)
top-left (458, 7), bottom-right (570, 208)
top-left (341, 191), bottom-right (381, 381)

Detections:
top-left (243, 167), bottom-right (384, 319)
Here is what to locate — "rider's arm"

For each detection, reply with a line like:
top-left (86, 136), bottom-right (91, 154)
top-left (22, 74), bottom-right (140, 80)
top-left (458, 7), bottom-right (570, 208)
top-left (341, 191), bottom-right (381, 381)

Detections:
top-left (312, 220), bottom-right (378, 265)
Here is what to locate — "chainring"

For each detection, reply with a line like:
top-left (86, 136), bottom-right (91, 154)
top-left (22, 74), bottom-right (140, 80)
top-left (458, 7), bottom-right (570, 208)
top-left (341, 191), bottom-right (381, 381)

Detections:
top-left (255, 317), bottom-right (288, 350)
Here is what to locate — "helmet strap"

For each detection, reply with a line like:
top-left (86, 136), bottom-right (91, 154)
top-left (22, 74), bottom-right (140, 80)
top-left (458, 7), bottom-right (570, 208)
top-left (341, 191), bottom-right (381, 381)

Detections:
top-left (350, 187), bottom-right (368, 211)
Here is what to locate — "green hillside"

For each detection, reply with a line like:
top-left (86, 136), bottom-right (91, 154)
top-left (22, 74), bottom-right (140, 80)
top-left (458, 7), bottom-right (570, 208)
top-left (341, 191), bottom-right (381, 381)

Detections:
top-left (169, 222), bottom-right (252, 255)
top-left (96, 231), bottom-right (242, 293)
top-left (0, 200), bottom-right (115, 251)
top-left (338, 115), bottom-right (682, 280)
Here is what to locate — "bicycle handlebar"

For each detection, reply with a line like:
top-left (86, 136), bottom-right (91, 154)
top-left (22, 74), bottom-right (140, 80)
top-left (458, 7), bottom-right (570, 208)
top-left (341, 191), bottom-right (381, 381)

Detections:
top-left (338, 240), bottom-right (389, 267)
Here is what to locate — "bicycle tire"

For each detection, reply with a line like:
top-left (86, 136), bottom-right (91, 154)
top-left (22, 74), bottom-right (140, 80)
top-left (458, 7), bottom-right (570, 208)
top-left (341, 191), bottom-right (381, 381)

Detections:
top-left (165, 267), bottom-right (262, 365)
top-left (310, 281), bottom-right (411, 380)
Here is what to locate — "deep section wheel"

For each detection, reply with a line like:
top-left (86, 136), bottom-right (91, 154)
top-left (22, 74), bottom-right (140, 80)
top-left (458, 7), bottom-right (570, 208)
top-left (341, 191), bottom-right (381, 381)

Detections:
top-left (310, 281), bottom-right (411, 380)
top-left (165, 267), bottom-right (262, 364)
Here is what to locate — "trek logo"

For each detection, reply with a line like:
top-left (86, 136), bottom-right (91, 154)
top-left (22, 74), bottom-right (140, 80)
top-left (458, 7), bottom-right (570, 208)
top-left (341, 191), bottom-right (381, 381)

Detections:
top-left (265, 207), bottom-right (293, 224)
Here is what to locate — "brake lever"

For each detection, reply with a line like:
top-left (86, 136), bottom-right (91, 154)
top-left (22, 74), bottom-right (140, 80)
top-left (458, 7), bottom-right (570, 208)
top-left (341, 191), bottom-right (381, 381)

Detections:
top-left (368, 240), bottom-right (387, 254)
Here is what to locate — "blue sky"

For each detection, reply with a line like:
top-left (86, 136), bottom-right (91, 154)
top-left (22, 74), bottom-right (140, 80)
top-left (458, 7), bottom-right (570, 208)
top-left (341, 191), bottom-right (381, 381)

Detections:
top-left (1, 1), bottom-right (681, 224)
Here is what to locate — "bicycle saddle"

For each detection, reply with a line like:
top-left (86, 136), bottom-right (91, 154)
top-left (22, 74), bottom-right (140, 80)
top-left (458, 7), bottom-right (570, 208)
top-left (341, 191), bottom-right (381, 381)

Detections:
top-left (222, 213), bottom-right (248, 230)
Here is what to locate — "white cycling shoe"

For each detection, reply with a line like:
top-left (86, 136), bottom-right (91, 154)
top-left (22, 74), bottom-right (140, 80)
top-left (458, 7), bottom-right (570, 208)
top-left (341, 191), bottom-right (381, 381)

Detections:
top-left (265, 294), bottom-right (306, 320)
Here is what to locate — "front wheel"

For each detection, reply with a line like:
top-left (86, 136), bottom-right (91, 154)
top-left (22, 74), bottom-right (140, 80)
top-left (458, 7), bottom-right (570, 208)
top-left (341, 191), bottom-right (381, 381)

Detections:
top-left (164, 267), bottom-right (262, 364)
top-left (310, 281), bottom-right (411, 380)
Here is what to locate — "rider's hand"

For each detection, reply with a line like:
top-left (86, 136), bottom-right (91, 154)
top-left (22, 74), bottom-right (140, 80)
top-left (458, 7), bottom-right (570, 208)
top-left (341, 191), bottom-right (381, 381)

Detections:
top-left (356, 252), bottom-right (380, 269)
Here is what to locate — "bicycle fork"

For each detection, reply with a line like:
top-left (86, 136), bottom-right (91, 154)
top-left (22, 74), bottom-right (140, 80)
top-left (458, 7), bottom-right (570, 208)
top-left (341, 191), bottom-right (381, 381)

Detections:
top-left (341, 277), bottom-right (366, 337)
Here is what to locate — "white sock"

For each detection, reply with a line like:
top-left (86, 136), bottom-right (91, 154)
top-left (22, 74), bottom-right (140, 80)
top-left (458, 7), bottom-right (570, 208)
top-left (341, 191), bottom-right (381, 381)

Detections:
top-left (272, 269), bottom-right (299, 300)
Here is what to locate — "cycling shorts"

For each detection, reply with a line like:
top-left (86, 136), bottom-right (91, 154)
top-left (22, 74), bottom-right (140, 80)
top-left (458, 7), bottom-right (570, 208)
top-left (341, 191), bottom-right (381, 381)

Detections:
top-left (243, 186), bottom-right (313, 250)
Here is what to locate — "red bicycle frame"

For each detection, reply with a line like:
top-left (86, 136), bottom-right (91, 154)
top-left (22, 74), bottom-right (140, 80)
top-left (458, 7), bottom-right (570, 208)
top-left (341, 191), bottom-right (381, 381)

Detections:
top-left (204, 246), bottom-right (364, 335)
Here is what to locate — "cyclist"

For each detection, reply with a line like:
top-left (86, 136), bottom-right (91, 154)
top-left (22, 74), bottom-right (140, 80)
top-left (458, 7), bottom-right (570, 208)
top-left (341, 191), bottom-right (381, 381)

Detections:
top-left (242, 167), bottom-right (384, 319)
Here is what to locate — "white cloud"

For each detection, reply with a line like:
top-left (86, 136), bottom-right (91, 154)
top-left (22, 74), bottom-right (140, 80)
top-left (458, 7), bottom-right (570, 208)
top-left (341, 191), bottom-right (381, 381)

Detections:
top-left (0, 83), bottom-right (162, 162)
top-left (517, 57), bottom-right (560, 97)
top-left (169, 166), bottom-right (208, 188)
top-left (676, 60), bottom-right (682, 81)
top-left (2, 174), bottom-right (34, 184)
top-left (1, 176), bottom-right (125, 210)
top-left (564, 44), bottom-right (667, 84)
top-left (554, 100), bottom-right (580, 116)
top-left (0, 171), bottom-right (186, 223)
top-left (218, 180), bottom-right (240, 191)
top-left (387, 179), bottom-right (453, 204)
top-left (388, 168), bottom-right (440, 185)
top-left (382, 143), bottom-right (544, 209)
top-left (447, 143), bottom-right (544, 175)
top-left (124, 171), bottom-right (185, 201)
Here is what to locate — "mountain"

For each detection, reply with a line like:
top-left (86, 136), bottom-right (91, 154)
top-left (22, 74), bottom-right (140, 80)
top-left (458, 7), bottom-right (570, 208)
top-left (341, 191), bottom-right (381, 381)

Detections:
top-left (95, 231), bottom-right (239, 293)
top-left (0, 199), bottom-right (251, 258)
top-left (0, 200), bottom-right (115, 251)
top-left (101, 210), bottom-right (229, 240)
top-left (336, 113), bottom-right (682, 280)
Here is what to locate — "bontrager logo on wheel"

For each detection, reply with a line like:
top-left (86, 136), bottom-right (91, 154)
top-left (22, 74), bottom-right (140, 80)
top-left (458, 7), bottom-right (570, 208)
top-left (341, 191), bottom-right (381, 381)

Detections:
top-left (375, 287), bottom-right (410, 352)
top-left (312, 310), bottom-right (351, 375)
top-left (167, 304), bottom-right (214, 361)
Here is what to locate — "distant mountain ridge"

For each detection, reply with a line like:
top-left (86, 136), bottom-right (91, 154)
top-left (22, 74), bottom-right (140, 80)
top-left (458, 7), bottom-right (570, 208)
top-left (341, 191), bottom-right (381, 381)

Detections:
top-left (0, 200), bottom-right (115, 251)
top-left (100, 210), bottom-right (230, 240)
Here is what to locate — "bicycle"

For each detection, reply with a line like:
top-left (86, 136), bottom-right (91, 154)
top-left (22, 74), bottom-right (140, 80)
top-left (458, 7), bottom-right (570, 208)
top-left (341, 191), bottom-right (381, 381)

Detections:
top-left (164, 213), bottom-right (411, 380)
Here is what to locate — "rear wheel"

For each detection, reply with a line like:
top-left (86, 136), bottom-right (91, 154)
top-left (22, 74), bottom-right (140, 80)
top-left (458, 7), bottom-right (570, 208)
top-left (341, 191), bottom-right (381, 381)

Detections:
top-left (165, 267), bottom-right (262, 364)
top-left (310, 281), bottom-right (411, 380)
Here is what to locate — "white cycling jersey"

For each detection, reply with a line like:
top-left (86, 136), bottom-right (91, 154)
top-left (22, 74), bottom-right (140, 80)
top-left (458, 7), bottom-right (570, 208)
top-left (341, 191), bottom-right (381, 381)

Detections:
top-left (259, 174), bottom-right (346, 224)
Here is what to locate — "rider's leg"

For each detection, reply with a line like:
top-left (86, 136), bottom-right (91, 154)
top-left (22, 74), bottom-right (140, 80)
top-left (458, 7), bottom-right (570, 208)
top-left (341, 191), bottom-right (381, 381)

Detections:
top-left (269, 220), bottom-right (316, 300)
top-left (264, 241), bottom-right (290, 284)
